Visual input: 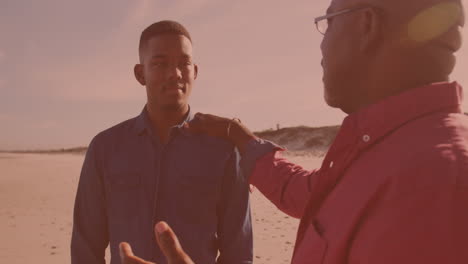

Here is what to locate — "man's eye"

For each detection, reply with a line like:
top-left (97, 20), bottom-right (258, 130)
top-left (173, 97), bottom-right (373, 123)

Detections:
top-left (153, 62), bottom-right (167, 67)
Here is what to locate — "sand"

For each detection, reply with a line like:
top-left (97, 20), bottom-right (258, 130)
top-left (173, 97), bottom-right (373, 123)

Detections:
top-left (0, 152), bottom-right (323, 264)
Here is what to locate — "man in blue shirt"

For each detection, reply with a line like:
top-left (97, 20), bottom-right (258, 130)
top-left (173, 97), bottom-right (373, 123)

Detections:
top-left (71, 20), bottom-right (253, 264)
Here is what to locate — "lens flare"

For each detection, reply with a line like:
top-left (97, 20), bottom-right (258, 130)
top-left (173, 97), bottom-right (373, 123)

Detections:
top-left (407, 2), bottom-right (462, 42)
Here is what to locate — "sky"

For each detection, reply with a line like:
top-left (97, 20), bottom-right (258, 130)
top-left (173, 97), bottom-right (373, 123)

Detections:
top-left (0, 0), bottom-right (467, 150)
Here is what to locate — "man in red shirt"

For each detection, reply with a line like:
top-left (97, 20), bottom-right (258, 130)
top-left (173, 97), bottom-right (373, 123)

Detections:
top-left (120, 0), bottom-right (468, 263)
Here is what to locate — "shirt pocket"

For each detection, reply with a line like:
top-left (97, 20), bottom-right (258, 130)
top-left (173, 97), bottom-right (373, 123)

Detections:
top-left (292, 221), bottom-right (328, 264)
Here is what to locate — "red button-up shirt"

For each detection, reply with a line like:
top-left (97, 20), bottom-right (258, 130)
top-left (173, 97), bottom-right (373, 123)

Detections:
top-left (248, 82), bottom-right (468, 264)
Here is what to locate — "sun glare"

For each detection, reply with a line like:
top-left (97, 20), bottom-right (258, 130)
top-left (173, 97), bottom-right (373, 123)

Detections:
top-left (407, 2), bottom-right (462, 42)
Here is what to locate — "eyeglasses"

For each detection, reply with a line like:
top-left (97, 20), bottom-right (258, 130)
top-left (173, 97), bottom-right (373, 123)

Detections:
top-left (314, 7), bottom-right (369, 35)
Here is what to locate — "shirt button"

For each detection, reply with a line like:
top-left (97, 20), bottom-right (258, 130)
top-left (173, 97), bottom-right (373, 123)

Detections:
top-left (329, 161), bottom-right (334, 168)
top-left (362, 135), bottom-right (371, 142)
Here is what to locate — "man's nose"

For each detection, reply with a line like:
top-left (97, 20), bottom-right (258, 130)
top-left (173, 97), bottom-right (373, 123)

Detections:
top-left (168, 66), bottom-right (182, 80)
top-left (320, 35), bottom-right (326, 52)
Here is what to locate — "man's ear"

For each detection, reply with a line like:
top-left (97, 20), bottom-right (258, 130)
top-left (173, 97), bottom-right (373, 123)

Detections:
top-left (194, 64), bottom-right (199, 80)
top-left (360, 7), bottom-right (382, 52)
top-left (134, 64), bottom-right (146, 86)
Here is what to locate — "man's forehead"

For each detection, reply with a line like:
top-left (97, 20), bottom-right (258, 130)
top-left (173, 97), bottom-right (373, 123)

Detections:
top-left (327, 0), bottom-right (363, 12)
top-left (328, 0), bottom-right (463, 9)
top-left (325, 0), bottom-right (465, 36)
top-left (327, 0), bottom-right (464, 28)
top-left (150, 54), bottom-right (193, 59)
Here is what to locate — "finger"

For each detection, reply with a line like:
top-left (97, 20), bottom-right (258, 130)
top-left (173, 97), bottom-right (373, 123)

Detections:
top-left (193, 112), bottom-right (204, 118)
top-left (120, 242), bottom-right (134, 259)
top-left (193, 112), bottom-right (206, 121)
top-left (184, 121), bottom-right (200, 133)
top-left (185, 113), bottom-right (204, 133)
top-left (120, 242), bottom-right (155, 264)
top-left (154, 222), bottom-right (193, 264)
top-left (155, 222), bottom-right (182, 259)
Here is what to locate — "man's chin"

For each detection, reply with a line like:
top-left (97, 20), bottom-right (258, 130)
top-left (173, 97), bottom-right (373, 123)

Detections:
top-left (324, 89), bottom-right (339, 108)
top-left (325, 93), bottom-right (350, 112)
top-left (161, 101), bottom-right (188, 112)
top-left (325, 98), bottom-right (340, 109)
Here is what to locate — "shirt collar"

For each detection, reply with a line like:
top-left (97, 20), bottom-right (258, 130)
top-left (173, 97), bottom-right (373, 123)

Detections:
top-left (342, 81), bottom-right (463, 147)
top-left (134, 105), bottom-right (194, 136)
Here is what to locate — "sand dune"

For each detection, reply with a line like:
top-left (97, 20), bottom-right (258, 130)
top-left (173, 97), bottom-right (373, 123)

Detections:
top-left (0, 152), bottom-right (322, 264)
top-left (255, 126), bottom-right (339, 156)
top-left (1, 125), bottom-right (339, 156)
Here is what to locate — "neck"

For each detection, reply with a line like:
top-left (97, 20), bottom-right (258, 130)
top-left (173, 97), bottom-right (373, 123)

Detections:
top-left (146, 103), bottom-right (189, 143)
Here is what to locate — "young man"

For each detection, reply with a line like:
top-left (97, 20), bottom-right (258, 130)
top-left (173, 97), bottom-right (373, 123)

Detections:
top-left (122, 0), bottom-right (468, 263)
top-left (71, 21), bottom-right (252, 264)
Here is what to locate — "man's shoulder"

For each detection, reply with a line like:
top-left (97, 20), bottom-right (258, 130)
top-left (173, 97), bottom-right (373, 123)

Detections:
top-left (367, 111), bottom-right (467, 175)
top-left (421, 111), bottom-right (468, 152)
top-left (393, 111), bottom-right (468, 146)
top-left (90, 116), bottom-right (140, 148)
top-left (397, 111), bottom-right (467, 156)
top-left (194, 134), bottom-right (239, 161)
top-left (391, 112), bottom-right (468, 184)
top-left (436, 113), bottom-right (468, 179)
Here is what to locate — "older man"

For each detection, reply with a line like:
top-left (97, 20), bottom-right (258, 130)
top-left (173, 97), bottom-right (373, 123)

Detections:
top-left (121, 0), bottom-right (468, 263)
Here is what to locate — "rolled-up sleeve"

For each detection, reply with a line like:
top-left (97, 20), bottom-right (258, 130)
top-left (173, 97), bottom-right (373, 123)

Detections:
top-left (241, 138), bottom-right (319, 219)
top-left (71, 137), bottom-right (109, 264)
top-left (216, 151), bottom-right (253, 264)
top-left (239, 138), bottom-right (283, 179)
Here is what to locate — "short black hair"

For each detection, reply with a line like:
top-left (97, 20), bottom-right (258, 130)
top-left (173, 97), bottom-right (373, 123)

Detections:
top-left (139, 20), bottom-right (192, 55)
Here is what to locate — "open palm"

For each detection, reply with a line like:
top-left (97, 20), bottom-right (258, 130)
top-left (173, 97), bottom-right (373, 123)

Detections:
top-left (119, 222), bottom-right (194, 264)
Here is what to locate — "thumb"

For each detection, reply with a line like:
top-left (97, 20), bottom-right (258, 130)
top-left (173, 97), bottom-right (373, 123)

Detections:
top-left (184, 115), bottom-right (204, 134)
top-left (154, 222), bottom-right (193, 264)
top-left (119, 242), bottom-right (154, 264)
top-left (120, 242), bottom-right (135, 260)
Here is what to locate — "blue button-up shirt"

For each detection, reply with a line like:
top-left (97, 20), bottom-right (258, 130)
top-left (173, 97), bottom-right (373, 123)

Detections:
top-left (71, 107), bottom-right (253, 264)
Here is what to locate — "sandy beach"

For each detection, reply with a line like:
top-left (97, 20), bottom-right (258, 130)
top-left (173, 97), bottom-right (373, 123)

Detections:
top-left (0, 152), bottom-right (322, 264)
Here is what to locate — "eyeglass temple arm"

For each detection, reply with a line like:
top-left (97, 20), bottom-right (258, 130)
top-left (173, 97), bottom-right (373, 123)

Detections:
top-left (314, 8), bottom-right (356, 23)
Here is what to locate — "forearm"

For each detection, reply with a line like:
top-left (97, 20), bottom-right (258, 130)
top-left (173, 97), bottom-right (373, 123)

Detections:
top-left (249, 151), bottom-right (318, 218)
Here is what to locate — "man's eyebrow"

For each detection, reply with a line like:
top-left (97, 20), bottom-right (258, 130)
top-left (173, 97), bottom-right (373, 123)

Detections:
top-left (150, 55), bottom-right (166, 60)
top-left (150, 55), bottom-right (192, 60)
top-left (461, 7), bottom-right (466, 27)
